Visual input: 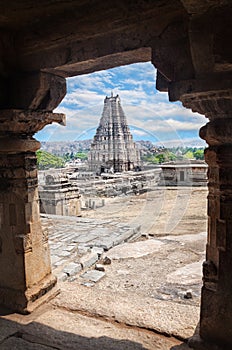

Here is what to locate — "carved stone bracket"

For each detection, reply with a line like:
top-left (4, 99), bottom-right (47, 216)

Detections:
top-left (0, 109), bottom-right (65, 136)
top-left (169, 75), bottom-right (232, 113)
top-left (6, 72), bottom-right (67, 111)
top-left (200, 119), bottom-right (232, 146)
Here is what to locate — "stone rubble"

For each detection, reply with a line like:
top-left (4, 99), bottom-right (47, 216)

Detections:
top-left (95, 264), bottom-right (105, 272)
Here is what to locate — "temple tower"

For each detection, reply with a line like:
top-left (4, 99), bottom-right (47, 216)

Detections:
top-left (89, 94), bottom-right (141, 173)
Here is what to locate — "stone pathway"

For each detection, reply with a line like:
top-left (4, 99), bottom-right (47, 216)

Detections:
top-left (41, 214), bottom-right (141, 282)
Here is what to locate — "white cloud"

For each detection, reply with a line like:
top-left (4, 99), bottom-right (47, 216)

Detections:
top-left (36, 62), bottom-right (207, 146)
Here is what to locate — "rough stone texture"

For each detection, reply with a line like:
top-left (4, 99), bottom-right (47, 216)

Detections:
top-left (167, 261), bottom-right (203, 285)
top-left (63, 263), bottom-right (82, 277)
top-left (88, 94), bottom-right (141, 173)
top-left (39, 171), bottom-right (81, 216)
top-left (0, 112), bottom-right (63, 313)
top-left (54, 284), bottom-right (199, 340)
top-left (80, 252), bottom-right (99, 269)
top-left (160, 161), bottom-right (208, 187)
top-left (178, 89), bottom-right (232, 347)
top-left (104, 240), bottom-right (164, 260)
top-left (80, 270), bottom-right (105, 283)
top-left (70, 168), bottom-right (162, 198)
top-left (0, 307), bottom-right (192, 350)
top-left (0, 318), bottom-right (22, 343)
top-left (0, 337), bottom-right (52, 350)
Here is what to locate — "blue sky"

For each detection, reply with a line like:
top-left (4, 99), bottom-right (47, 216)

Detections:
top-left (36, 62), bottom-right (207, 147)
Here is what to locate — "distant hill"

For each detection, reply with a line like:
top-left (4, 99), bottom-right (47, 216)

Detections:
top-left (40, 140), bottom-right (154, 155)
top-left (40, 139), bottom-right (205, 156)
top-left (40, 140), bottom-right (92, 155)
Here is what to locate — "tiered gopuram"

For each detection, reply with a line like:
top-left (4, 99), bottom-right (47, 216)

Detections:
top-left (89, 94), bottom-right (141, 173)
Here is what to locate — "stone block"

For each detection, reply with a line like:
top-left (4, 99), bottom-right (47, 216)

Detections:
top-left (63, 262), bottom-right (82, 277)
top-left (91, 247), bottom-right (104, 257)
top-left (95, 264), bottom-right (105, 272)
top-left (80, 252), bottom-right (99, 269)
top-left (80, 270), bottom-right (105, 283)
top-left (81, 281), bottom-right (95, 287)
top-left (57, 273), bottom-right (68, 282)
top-left (56, 250), bottom-right (70, 257)
top-left (103, 256), bottom-right (111, 265)
top-left (51, 255), bottom-right (61, 265)
top-left (78, 244), bottom-right (91, 254)
top-left (90, 237), bottom-right (114, 250)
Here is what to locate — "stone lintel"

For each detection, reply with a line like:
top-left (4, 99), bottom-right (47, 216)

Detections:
top-left (0, 110), bottom-right (66, 135)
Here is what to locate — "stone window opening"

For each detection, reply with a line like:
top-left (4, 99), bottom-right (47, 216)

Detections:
top-left (38, 57), bottom-right (208, 348)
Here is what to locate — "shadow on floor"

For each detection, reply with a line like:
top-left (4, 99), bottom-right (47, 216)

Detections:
top-left (0, 316), bottom-right (153, 350)
top-left (170, 344), bottom-right (192, 350)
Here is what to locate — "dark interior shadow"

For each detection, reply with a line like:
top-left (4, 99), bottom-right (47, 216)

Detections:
top-left (0, 305), bottom-right (14, 316)
top-left (0, 317), bottom-right (149, 350)
top-left (170, 343), bottom-right (191, 350)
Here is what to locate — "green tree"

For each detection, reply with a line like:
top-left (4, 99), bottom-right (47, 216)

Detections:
top-left (167, 151), bottom-right (177, 161)
top-left (156, 153), bottom-right (166, 163)
top-left (183, 150), bottom-right (194, 159)
top-left (36, 150), bottom-right (65, 170)
top-left (74, 152), bottom-right (88, 160)
top-left (193, 149), bottom-right (205, 160)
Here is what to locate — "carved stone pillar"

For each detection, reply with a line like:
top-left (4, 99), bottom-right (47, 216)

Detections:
top-left (176, 85), bottom-right (232, 348)
top-left (0, 110), bottom-right (65, 313)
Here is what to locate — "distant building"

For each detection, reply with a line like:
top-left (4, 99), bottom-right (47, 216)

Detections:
top-left (88, 94), bottom-right (141, 173)
top-left (160, 161), bottom-right (208, 186)
top-left (39, 172), bottom-right (81, 216)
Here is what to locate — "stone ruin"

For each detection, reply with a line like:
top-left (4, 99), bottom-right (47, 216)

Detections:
top-left (39, 172), bottom-right (81, 217)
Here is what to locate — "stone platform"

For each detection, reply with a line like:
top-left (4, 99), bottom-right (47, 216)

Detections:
top-left (41, 214), bottom-right (141, 282)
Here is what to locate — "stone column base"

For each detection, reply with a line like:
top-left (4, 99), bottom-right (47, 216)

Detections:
top-left (0, 274), bottom-right (59, 314)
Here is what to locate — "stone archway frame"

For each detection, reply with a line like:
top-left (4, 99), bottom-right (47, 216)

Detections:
top-left (0, 2), bottom-right (231, 348)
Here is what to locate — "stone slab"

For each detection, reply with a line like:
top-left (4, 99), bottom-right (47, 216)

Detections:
top-left (53, 283), bottom-right (200, 340)
top-left (89, 237), bottom-right (114, 250)
top-left (63, 262), bottom-right (82, 276)
top-left (91, 247), bottom-right (104, 256)
top-left (29, 308), bottom-right (190, 350)
top-left (105, 239), bottom-right (164, 260)
top-left (163, 231), bottom-right (207, 243)
top-left (50, 255), bottom-right (61, 265)
top-left (80, 252), bottom-right (99, 269)
top-left (56, 250), bottom-right (70, 257)
top-left (167, 261), bottom-right (203, 285)
top-left (80, 270), bottom-right (105, 283)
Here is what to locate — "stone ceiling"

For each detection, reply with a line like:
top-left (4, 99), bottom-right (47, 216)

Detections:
top-left (0, 0), bottom-right (229, 78)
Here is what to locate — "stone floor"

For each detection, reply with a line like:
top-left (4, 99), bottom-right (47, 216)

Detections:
top-left (0, 187), bottom-right (208, 349)
top-left (41, 214), bottom-right (141, 283)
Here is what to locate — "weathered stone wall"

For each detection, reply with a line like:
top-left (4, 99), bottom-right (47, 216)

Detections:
top-left (39, 172), bottom-right (81, 217)
top-left (160, 162), bottom-right (208, 187)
